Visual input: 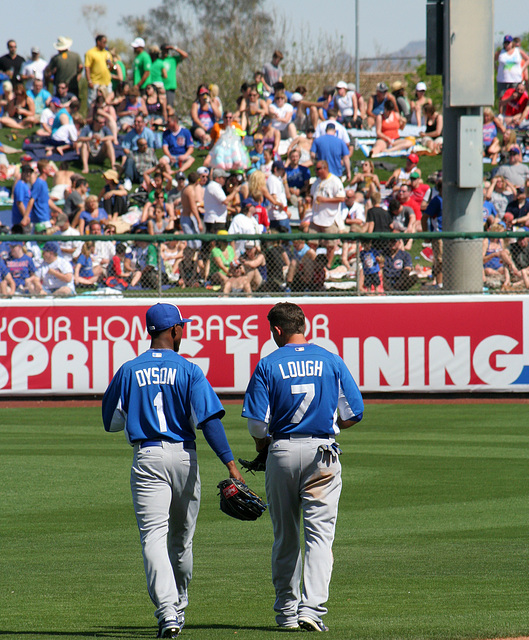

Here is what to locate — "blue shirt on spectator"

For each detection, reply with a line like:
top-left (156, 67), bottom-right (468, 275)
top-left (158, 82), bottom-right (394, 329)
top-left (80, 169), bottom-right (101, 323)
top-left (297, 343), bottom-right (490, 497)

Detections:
top-left (30, 177), bottom-right (50, 223)
top-left (0, 257), bottom-right (9, 281)
top-left (77, 253), bottom-right (94, 278)
top-left (11, 179), bottom-right (31, 226)
top-left (483, 200), bottom-right (498, 223)
top-left (162, 126), bottom-right (193, 158)
top-left (28, 88), bottom-right (51, 114)
top-left (6, 253), bottom-right (37, 286)
top-left (424, 194), bottom-right (443, 232)
top-left (52, 108), bottom-right (72, 133)
top-left (122, 126), bottom-right (158, 152)
top-left (286, 164), bottom-right (311, 191)
top-left (311, 134), bottom-right (349, 178)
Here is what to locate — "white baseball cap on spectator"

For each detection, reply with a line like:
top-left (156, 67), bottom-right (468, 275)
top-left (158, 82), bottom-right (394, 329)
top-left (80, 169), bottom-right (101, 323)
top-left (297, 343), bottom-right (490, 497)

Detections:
top-left (197, 167), bottom-right (209, 176)
top-left (131, 37), bottom-right (146, 49)
top-left (290, 92), bottom-right (303, 103)
top-left (416, 81), bottom-right (427, 92)
top-left (336, 81), bottom-right (348, 89)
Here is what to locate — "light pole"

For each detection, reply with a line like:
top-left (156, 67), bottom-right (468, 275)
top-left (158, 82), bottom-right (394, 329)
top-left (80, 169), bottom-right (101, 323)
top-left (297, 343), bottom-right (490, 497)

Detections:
top-left (355, 0), bottom-right (360, 92)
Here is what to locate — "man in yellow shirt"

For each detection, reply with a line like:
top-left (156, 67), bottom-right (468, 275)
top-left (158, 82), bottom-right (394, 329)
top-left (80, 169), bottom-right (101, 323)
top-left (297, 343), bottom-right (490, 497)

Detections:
top-left (85, 35), bottom-right (112, 107)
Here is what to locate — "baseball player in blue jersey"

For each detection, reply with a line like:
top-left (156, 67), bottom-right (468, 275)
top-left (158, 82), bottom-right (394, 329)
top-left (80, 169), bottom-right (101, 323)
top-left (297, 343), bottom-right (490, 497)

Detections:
top-left (242, 302), bottom-right (364, 632)
top-left (102, 303), bottom-right (243, 639)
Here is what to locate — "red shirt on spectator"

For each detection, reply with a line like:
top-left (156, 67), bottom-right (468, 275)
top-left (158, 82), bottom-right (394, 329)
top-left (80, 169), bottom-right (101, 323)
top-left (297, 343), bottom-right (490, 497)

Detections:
top-left (254, 203), bottom-right (270, 228)
top-left (502, 87), bottom-right (528, 117)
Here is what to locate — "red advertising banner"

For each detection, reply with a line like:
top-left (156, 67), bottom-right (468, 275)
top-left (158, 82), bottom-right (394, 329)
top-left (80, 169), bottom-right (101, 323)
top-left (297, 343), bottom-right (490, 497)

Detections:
top-left (1, 296), bottom-right (528, 394)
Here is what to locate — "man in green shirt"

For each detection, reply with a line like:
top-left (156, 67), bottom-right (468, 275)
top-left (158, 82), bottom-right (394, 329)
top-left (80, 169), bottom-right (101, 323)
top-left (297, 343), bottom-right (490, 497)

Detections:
top-left (131, 37), bottom-right (152, 91)
top-left (149, 45), bottom-right (165, 89)
top-left (160, 44), bottom-right (189, 107)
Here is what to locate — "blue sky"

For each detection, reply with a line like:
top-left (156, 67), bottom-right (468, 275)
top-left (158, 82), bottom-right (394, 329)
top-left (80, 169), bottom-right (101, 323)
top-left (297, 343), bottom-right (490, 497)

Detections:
top-left (9, 0), bottom-right (525, 62)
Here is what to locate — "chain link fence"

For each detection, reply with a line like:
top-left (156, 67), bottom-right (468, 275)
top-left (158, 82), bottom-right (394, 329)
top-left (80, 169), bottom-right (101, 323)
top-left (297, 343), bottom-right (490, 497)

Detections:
top-left (1, 230), bottom-right (528, 298)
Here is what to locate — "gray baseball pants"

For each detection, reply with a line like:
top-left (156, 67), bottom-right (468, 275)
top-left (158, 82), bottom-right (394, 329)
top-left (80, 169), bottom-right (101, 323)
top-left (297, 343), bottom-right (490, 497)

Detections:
top-left (265, 434), bottom-right (342, 626)
top-left (131, 441), bottom-right (200, 624)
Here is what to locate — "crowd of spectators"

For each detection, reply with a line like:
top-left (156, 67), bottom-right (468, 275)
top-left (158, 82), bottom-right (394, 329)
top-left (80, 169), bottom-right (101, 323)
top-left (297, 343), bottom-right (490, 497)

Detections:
top-left (1, 33), bottom-right (529, 297)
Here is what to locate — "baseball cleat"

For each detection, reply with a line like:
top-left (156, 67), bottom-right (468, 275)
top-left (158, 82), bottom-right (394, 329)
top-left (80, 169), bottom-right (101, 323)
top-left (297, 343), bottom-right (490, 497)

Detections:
top-left (298, 616), bottom-right (329, 632)
top-left (176, 611), bottom-right (185, 631)
top-left (157, 618), bottom-right (180, 638)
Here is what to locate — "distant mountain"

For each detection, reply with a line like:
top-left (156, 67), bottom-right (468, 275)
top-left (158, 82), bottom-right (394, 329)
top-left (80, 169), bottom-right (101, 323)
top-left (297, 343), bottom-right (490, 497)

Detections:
top-left (393, 40), bottom-right (426, 59)
top-left (362, 40), bottom-right (426, 71)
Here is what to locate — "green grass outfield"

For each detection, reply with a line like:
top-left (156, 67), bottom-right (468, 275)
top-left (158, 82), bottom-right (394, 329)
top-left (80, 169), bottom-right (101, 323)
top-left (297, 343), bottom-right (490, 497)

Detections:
top-left (1, 403), bottom-right (527, 640)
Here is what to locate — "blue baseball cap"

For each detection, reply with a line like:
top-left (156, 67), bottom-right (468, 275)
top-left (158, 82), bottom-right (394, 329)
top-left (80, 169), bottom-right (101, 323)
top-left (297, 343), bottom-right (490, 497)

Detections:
top-left (43, 241), bottom-right (60, 254)
top-left (146, 303), bottom-right (191, 334)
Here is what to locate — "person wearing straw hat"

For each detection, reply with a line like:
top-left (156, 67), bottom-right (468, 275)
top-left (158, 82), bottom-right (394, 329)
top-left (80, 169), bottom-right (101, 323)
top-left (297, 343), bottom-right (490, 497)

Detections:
top-left (98, 169), bottom-right (128, 219)
top-left (391, 80), bottom-right (411, 121)
top-left (45, 37), bottom-right (83, 97)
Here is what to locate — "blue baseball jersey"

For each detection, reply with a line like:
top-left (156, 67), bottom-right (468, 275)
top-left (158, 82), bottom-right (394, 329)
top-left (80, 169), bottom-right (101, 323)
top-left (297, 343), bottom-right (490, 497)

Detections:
top-left (360, 247), bottom-right (381, 275)
top-left (242, 343), bottom-right (363, 436)
top-left (5, 254), bottom-right (36, 286)
top-left (102, 348), bottom-right (224, 444)
top-left (0, 257), bottom-right (9, 281)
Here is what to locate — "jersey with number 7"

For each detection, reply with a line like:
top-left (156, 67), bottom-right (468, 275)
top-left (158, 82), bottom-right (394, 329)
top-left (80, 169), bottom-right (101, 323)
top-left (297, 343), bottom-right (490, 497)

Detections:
top-left (242, 343), bottom-right (363, 435)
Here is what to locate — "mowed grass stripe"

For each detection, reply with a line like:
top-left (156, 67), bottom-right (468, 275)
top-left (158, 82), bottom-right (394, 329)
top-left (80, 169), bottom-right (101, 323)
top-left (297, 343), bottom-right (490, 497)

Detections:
top-left (0, 403), bottom-right (527, 640)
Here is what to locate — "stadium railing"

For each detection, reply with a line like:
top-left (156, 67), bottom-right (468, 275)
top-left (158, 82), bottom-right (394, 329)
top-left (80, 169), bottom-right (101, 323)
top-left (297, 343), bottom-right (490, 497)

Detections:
top-left (1, 230), bottom-right (527, 298)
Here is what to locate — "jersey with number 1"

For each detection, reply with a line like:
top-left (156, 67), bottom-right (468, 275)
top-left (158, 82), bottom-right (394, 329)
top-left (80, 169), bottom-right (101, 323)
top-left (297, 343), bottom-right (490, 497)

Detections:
top-left (102, 348), bottom-right (224, 443)
top-left (242, 343), bottom-right (364, 436)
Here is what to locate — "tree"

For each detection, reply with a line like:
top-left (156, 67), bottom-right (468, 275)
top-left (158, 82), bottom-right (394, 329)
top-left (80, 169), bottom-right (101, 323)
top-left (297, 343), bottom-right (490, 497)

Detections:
top-left (81, 4), bottom-right (107, 38)
top-left (120, 0), bottom-right (275, 112)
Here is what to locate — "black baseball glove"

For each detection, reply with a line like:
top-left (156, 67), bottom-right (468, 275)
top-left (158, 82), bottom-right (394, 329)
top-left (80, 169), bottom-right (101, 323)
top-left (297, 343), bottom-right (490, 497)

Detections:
top-left (217, 478), bottom-right (267, 521)
top-left (238, 446), bottom-right (268, 474)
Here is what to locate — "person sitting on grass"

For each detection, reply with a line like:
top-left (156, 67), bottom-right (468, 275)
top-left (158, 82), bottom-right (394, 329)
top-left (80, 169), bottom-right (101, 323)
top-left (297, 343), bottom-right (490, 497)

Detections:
top-left (141, 188), bottom-right (175, 227)
top-left (0, 257), bottom-right (16, 296)
top-left (190, 84), bottom-right (221, 147)
top-left (382, 237), bottom-right (418, 291)
top-left (74, 241), bottom-right (101, 287)
top-left (239, 240), bottom-right (265, 291)
top-left (64, 177), bottom-right (89, 227)
top-left (123, 137), bottom-right (158, 185)
top-left (483, 223), bottom-right (511, 291)
top-left (125, 229), bottom-right (160, 289)
top-left (418, 103), bottom-right (443, 155)
top-left (98, 169), bottom-right (128, 221)
top-left (349, 160), bottom-right (381, 198)
top-left (371, 101), bottom-right (412, 157)
top-left (36, 240), bottom-right (76, 296)
top-left (221, 259), bottom-right (252, 296)
top-left (161, 234), bottom-right (187, 284)
top-left (105, 242), bottom-right (136, 290)
top-left (78, 194), bottom-right (108, 235)
top-left (3, 84), bottom-right (35, 129)
top-left (147, 202), bottom-right (175, 236)
top-left (358, 238), bottom-right (384, 294)
top-left (162, 114), bottom-right (194, 172)
top-left (482, 107), bottom-right (506, 166)
top-left (46, 114), bottom-right (84, 157)
top-left (78, 115), bottom-right (116, 174)
top-left (5, 241), bottom-right (42, 295)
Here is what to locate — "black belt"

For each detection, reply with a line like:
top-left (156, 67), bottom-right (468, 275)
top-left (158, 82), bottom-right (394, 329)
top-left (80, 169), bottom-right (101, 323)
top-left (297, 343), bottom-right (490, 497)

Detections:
top-left (272, 433), bottom-right (332, 440)
top-left (138, 439), bottom-right (196, 450)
